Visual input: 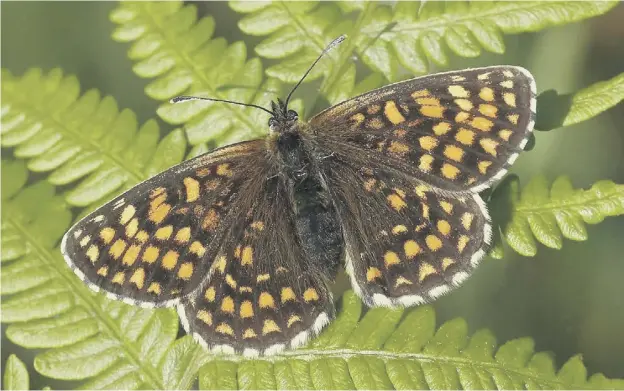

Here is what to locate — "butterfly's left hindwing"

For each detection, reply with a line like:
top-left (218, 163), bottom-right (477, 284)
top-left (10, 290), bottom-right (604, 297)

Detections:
top-left (62, 140), bottom-right (267, 307)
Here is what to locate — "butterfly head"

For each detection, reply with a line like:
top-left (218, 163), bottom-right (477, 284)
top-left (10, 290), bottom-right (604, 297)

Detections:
top-left (268, 98), bottom-right (299, 133)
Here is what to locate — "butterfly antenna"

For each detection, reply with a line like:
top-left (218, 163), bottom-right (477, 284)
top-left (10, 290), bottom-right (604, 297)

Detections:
top-left (169, 96), bottom-right (274, 116)
top-left (284, 35), bottom-right (347, 109)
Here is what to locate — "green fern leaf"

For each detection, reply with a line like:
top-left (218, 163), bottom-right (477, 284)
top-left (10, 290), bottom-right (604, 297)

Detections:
top-left (3, 355), bottom-right (29, 391)
top-left (195, 292), bottom-right (624, 390)
top-left (0, 69), bottom-right (187, 208)
top-left (109, 2), bottom-right (285, 149)
top-left (230, 1), bottom-right (617, 104)
top-left (562, 71), bottom-right (624, 127)
top-left (0, 162), bottom-right (198, 390)
top-left (488, 175), bottom-right (624, 257)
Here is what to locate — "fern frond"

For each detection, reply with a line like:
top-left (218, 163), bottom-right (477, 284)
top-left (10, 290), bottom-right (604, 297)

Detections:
top-left (109, 2), bottom-right (284, 148)
top-left (196, 291), bottom-right (624, 390)
top-left (0, 69), bottom-right (187, 208)
top-left (3, 355), bottom-right (29, 391)
top-left (0, 162), bottom-right (198, 390)
top-left (230, 1), bottom-right (617, 104)
top-left (488, 175), bottom-right (624, 258)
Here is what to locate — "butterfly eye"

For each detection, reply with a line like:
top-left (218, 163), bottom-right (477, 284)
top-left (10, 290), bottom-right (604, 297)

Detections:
top-left (286, 110), bottom-right (298, 120)
top-left (268, 117), bottom-right (277, 129)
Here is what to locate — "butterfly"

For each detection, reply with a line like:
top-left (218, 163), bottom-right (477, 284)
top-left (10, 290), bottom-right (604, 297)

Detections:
top-left (62, 36), bottom-right (536, 356)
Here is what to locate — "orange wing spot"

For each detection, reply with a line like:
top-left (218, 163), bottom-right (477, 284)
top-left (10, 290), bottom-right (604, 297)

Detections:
top-left (437, 220), bottom-right (452, 236)
top-left (412, 89), bottom-right (430, 98)
top-left (216, 323), bottom-right (234, 336)
top-left (499, 129), bottom-right (513, 141)
top-left (384, 251), bottom-right (401, 267)
top-left (393, 128), bottom-right (407, 138)
top-left (155, 225), bottom-right (173, 240)
top-left (147, 282), bottom-right (161, 295)
top-left (448, 85), bottom-right (470, 98)
top-left (175, 227), bottom-right (191, 243)
top-left (420, 105), bottom-right (444, 118)
top-left (243, 328), bottom-right (257, 339)
top-left (178, 262), bottom-right (194, 280)
top-left (507, 113), bottom-right (519, 125)
top-left (120, 205), bottom-right (136, 225)
top-left (79, 235), bottom-right (90, 247)
top-left (500, 80), bottom-right (514, 89)
top-left (461, 212), bottom-right (474, 230)
top-left (419, 136), bottom-right (438, 151)
top-left (419, 154), bottom-right (434, 172)
top-left (416, 97), bottom-right (440, 106)
top-left (205, 286), bottom-right (216, 302)
top-left (404, 240), bottom-right (421, 259)
top-left (388, 141), bottom-right (410, 156)
top-left (202, 209), bottom-right (220, 232)
top-left (479, 87), bottom-right (495, 102)
top-left (183, 177), bottom-right (200, 202)
top-left (241, 246), bottom-right (253, 266)
top-left (86, 245), bottom-right (99, 263)
top-left (214, 256), bottom-right (227, 274)
top-left (367, 104), bottom-right (381, 114)
top-left (392, 225), bottom-right (408, 235)
top-left (471, 116), bottom-right (494, 132)
top-left (368, 117), bottom-right (384, 129)
top-left (239, 286), bottom-right (253, 293)
top-left (216, 164), bottom-right (233, 177)
top-left (441, 163), bottom-right (460, 180)
top-left (259, 292), bottom-right (275, 309)
top-left (433, 122), bottom-right (452, 135)
top-left (149, 203), bottom-right (171, 224)
top-left (443, 145), bottom-right (464, 162)
top-left (503, 92), bottom-right (516, 107)
top-left (189, 241), bottom-right (205, 257)
top-left (262, 319), bottom-right (281, 335)
top-left (100, 227), bottom-right (115, 244)
top-left (426, 235), bottom-right (443, 251)
top-left (287, 315), bottom-right (302, 328)
top-left (395, 276), bottom-right (413, 287)
top-left (478, 72), bottom-right (491, 80)
top-left (197, 310), bottom-right (213, 325)
top-left (304, 288), bottom-right (319, 302)
top-left (97, 266), bottom-right (108, 276)
top-left (112, 271), bottom-right (125, 285)
top-left (143, 246), bottom-right (159, 263)
top-left (478, 160), bottom-right (493, 174)
top-left (422, 204), bottom-right (430, 220)
top-left (205, 179), bottom-right (220, 190)
top-left (414, 184), bottom-right (430, 198)
top-left (221, 296), bottom-right (235, 314)
top-left (440, 200), bottom-right (453, 214)
top-left (196, 167), bottom-right (211, 177)
top-left (364, 178), bottom-right (377, 192)
top-left (442, 257), bottom-right (455, 270)
top-left (109, 239), bottom-right (127, 260)
top-left (125, 218), bottom-right (139, 239)
top-left (161, 250), bottom-right (179, 270)
top-left (455, 111), bottom-right (470, 123)
top-left (387, 193), bottom-right (407, 211)
top-left (225, 273), bottom-right (237, 289)
top-left (419, 262), bottom-right (437, 282)
top-left (281, 287), bottom-right (296, 303)
top-left (151, 187), bottom-right (166, 198)
top-left (479, 104), bottom-right (498, 118)
top-left (135, 230), bottom-right (149, 244)
top-left (122, 244), bottom-right (141, 266)
top-left (250, 221), bottom-right (265, 231)
top-left (458, 235), bottom-right (470, 253)
top-left (480, 138), bottom-right (499, 157)
top-left (257, 273), bottom-right (270, 283)
top-left (366, 267), bottom-right (382, 282)
top-left (240, 300), bottom-right (254, 318)
top-left (350, 113), bottom-right (365, 127)
top-left (130, 268), bottom-right (146, 289)
top-left (455, 99), bottom-right (473, 111)
top-left (384, 100), bottom-right (406, 124)
top-left (455, 128), bottom-right (475, 146)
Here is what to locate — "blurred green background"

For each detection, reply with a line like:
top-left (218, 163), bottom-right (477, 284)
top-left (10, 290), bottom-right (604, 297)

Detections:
top-left (2, 2), bottom-right (623, 388)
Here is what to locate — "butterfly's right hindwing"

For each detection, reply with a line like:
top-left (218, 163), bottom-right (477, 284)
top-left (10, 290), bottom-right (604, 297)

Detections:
top-left (61, 140), bottom-right (267, 307)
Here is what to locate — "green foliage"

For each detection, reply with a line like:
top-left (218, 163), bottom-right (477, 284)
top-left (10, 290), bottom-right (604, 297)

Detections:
top-left (2, 0), bottom-right (624, 389)
top-left (196, 292), bottom-right (624, 390)
top-left (1, 69), bottom-right (186, 208)
top-left (489, 175), bottom-right (624, 258)
top-left (3, 355), bottom-right (30, 391)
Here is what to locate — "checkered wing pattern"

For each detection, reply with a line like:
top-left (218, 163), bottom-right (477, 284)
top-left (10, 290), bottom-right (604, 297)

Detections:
top-left (310, 66), bottom-right (536, 193)
top-left (178, 178), bottom-right (335, 356)
top-left (61, 140), bottom-right (267, 307)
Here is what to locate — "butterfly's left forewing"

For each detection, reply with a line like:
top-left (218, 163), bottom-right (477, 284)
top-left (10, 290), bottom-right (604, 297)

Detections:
top-left (62, 140), bottom-right (268, 307)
